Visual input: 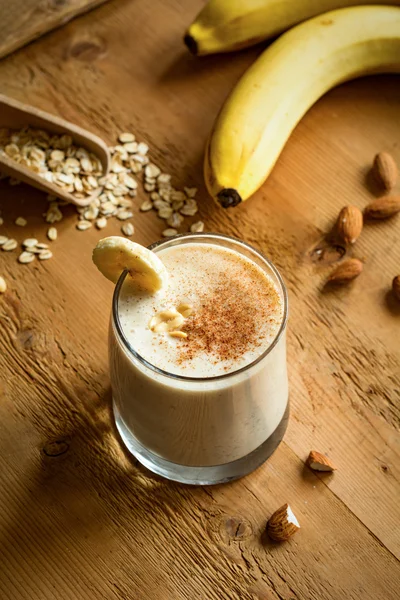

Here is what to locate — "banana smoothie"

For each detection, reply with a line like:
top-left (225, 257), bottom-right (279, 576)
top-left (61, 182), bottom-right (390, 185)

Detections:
top-left (99, 233), bottom-right (289, 484)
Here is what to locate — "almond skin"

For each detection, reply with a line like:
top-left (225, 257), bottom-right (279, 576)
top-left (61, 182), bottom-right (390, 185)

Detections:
top-left (373, 152), bottom-right (398, 191)
top-left (336, 205), bottom-right (363, 244)
top-left (266, 504), bottom-right (300, 542)
top-left (306, 450), bottom-right (336, 472)
top-left (328, 258), bottom-right (363, 284)
top-left (364, 195), bottom-right (400, 220)
top-left (392, 276), bottom-right (400, 302)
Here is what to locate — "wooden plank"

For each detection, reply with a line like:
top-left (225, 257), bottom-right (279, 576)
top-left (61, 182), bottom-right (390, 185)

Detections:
top-left (0, 0), bottom-right (399, 598)
top-left (0, 0), bottom-right (110, 60)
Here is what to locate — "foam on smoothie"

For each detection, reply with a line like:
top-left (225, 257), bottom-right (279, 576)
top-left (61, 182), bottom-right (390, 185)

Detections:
top-left (118, 243), bottom-right (283, 377)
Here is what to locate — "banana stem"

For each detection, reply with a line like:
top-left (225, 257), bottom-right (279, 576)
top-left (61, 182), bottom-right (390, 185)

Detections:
top-left (217, 189), bottom-right (242, 208)
top-left (184, 34), bottom-right (198, 55)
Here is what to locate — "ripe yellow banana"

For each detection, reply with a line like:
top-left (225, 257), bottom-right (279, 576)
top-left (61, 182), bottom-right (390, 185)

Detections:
top-left (185, 0), bottom-right (400, 55)
top-left (205, 6), bottom-right (400, 208)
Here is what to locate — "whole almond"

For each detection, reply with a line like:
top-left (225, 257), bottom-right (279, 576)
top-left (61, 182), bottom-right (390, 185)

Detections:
top-left (373, 152), bottom-right (398, 191)
top-left (328, 258), bottom-right (363, 284)
top-left (336, 205), bottom-right (363, 244)
top-left (392, 276), bottom-right (400, 302)
top-left (364, 195), bottom-right (400, 220)
top-left (306, 450), bottom-right (336, 472)
top-left (266, 504), bottom-right (300, 542)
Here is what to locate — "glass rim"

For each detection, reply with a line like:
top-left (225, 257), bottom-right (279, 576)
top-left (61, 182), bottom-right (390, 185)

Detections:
top-left (112, 232), bottom-right (288, 383)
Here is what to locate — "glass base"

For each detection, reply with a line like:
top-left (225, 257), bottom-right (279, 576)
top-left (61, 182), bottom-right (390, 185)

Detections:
top-left (113, 401), bottom-right (289, 485)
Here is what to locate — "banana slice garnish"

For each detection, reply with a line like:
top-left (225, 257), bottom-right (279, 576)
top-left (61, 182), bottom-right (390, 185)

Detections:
top-left (92, 236), bottom-right (168, 293)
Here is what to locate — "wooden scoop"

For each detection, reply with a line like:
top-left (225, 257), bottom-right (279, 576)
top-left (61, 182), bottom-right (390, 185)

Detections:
top-left (0, 94), bottom-right (110, 207)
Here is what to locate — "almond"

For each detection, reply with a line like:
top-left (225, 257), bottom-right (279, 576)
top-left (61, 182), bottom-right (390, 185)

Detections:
top-left (373, 152), bottom-right (398, 191)
top-left (266, 504), bottom-right (300, 542)
top-left (306, 450), bottom-right (336, 472)
top-left (328, 258), bottom-right (363, 284)
top-left (364, 195), bottom-right (400, 220)
top-left (336, 205), bottom-right (363, 244)
top-left (392, 276), bottom-right (400, 302)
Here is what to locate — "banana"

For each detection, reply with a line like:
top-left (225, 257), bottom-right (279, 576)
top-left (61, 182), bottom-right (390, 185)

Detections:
top-left (92, 236), bottom-right (169, 292)
top-left (205, 6), bottom-right (400, 208)
top-left (185, 0), bottom-right (400, 55)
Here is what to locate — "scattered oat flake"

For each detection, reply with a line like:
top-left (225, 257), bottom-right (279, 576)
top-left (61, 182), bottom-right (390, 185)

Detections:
top-left (140, 199), bottom-right (153, 212)
top-left (158, 207), bottom-right (173, 220)
top-left (145, 164), bottom-right (161, 179)
top-left (121, 222), bottom-right (134, 236)
top-left (96, 217), bottom-right (107, 230)
top-left (2, 239), bottom-right (18, 251)
top-left (0, 276), bottom-right (6, 293)
top-left (18, 251), bottom-right (35, 264)
top-left (0, 235), bottom-right (8, 245)
top-left (123, 175), bottom-right (138, 190)
top-left (23, 238), bottom-right (38, 248)
top-left (124, 142), bottom-right (138, 153)
top-left (158, 173), bottom-right (171, 184)
top-left (190, 221), bottom-right (204, 233)
top-left (47, 227), bottom-right (57, 241)
top-left (162, 228), bottom-right (178, 237)
top-left (36, 243), bottom-right (49, 250)
top-left (119, 133), bottom-right (135, 143)
top-left (167, 212), bottom-right (184, 228)
top-left (15, 217), bottom-right (27, 227)
top-left (184, 187), bottom-right (197, 198)
top-left (76, 220), bottom-right (92, 231)
top-left (38, 249), bottom-right (53, 260)
top-left (117, 210), bottom-right (133, 221)
top-left (137, 142), bottom-right (149, 155)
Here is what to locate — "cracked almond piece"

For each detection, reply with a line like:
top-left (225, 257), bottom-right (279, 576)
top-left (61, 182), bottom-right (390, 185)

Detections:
top-left (306, 450), bottom-right (336, 472)
top-left (266, 504), bottom-right (300, 542)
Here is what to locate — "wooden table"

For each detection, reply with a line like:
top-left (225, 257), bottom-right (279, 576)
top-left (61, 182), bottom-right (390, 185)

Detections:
top-left (0, 1), bottom-right (399, 598)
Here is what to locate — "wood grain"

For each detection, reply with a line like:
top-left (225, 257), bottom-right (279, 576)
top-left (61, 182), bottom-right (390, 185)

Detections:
top-left (0, 0), bottom-right (110, 60)
top-left (0, 0), bottom-right (399, 598)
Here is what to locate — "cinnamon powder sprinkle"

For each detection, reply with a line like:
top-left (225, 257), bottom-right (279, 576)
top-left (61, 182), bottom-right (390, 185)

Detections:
top-left (177, 272), bottom-right (281, 365)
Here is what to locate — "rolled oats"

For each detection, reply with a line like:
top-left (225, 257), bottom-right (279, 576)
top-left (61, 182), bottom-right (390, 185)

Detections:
top-left (140, 199), bottom-right (153, 212)
top-left (76, 220), bottom-right (92, 231)
top-left (124, 142), bottom-right (138, 154)
top-left (184, 187), bottom-right (198, 198)
top-left (162, 228), bottom-right (178, 237)
top-left (47, 227), bottom-right (57, 241)
top-left (167, 212), bottom-right (184, 229)
top-left (190, 220), bottom-right (204, 233)
top-left (119, 133), bottom-right (135, 143)
top-left (158, 207), bottom-right (173, 220)
top-left (121, 222), bottom-right (134, 236)
top-left (96, 217), bottom-right (107, 230)
top-left (2, 239), bottom-right (18, 251)
top-left (38, 249), bottom-right (53, 260)
top-left (23, 238), bottom-right (38, 248)
top-left (116, 209), bottom-right (133, 221)
top-left (18, 251), bottom-right (35, 264)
